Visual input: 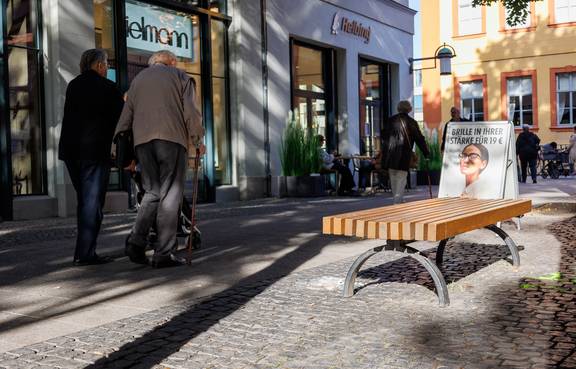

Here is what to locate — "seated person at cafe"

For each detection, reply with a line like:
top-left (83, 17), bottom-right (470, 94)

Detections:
top-left (358, 151), bottom-right (384, 190)
top-left (318, 135), bottom-right (356, 195)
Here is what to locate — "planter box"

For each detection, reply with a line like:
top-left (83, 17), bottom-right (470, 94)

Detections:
top-left (284, 175), bottom-right (325, 197)
top-left (416, 170), bottom-right (441, 186)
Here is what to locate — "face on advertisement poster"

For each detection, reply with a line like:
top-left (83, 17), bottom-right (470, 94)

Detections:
top-left (439, 122), bottom-right (511, 199)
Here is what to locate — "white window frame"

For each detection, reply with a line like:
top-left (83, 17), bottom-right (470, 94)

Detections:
top-left (507, 77), bottom-right (533, 127)
top-left (555, 0), bottom-right (576, 23)
top-left (458, 0), bottom-right (482, 35)
top-left (556, 72), bottom-right (576, 126)
top-left (460, 80), bottom-right (484, 122)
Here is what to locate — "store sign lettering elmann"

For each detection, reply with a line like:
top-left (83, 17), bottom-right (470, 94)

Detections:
top-left (125, 2), bottom-right (195, 60)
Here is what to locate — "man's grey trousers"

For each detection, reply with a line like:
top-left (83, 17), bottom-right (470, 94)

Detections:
top-left (130, 139), bottom-right (187, 259)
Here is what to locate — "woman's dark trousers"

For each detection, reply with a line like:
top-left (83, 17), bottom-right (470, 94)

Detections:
top-left (65, 160), bottom-right (110, 262)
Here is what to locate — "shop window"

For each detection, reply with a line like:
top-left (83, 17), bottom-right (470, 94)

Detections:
top-left (456, 0), bottom-right (483, 36)
top-left (211, 19), bottom-right (231, 185)
top-left (94, 0), bottom-right (117, 81)
top-left (293, 46), bottom-right (324, 93)
top-left (7, 0), bottom-right (45, 195)
top-left (555, 0), bottom-right (576, 24)
top-left (291, 41), bottom-right (335, 148)
top-left (458, 80), bottom-right (485, 121)
top-left (556, 72), bottom-right (576, 125)
top-left (359, 59), bottom-right (390, 157)
top-left (93, 0), bottom-right (122, 190)
top-left (506, 76), bottom-right (534, 127)
top-left (208, 0), bottom-right (227, 14)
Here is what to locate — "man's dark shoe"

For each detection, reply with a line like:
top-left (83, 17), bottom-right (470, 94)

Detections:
top-left (73, 255), bottom-right (113, 266)
top-left (150, 253), bottom-right (185, 269)
top-left (125, 235), bottom-right (148, 264)
top-left (533, 179), bottom-right (537, 184)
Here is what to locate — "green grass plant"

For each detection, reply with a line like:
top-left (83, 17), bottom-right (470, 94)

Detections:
top-left (416, 128), bottom-right (442, 171)
top-left (280, 113), bottom-right (322, 176)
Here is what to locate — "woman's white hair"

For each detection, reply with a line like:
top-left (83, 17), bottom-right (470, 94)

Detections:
top-left (148, 50), bottom-right (177, 66)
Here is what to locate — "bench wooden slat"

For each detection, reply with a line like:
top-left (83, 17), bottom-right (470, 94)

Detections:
top-left (358, 197), bottom-right (465, 238)
top-left (389, 199), bottom-right (507, 240)
top-left (402, 199), bottom-right (510, 239)
top-left (322, 198), bottom-right (532, 242)
top-left (349, 198), bottom-right (463, 237)
top-left (427, 200), bottom-right (531, 240)
top-left (330, 199), bottom-right (448, 236)
top-left (412, 199), bottom-right (514, 240)
top-left (322, 198), bottom-right (449, 235)
top-left (366, 198), bottom-right (496, 239)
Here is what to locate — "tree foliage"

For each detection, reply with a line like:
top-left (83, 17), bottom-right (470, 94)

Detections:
top-left (472, 0), bottom-right (542, 27)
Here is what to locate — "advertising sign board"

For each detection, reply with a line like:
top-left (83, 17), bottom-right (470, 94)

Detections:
top-left (439, 121), bottom-right (517, 200)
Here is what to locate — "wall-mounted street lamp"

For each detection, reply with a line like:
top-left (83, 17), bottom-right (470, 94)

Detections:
top-left (409, 43), bottom-right (456, 75)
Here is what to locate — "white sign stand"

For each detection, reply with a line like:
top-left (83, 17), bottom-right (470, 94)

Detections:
top-left (502, 123), bottom-right (522, 229)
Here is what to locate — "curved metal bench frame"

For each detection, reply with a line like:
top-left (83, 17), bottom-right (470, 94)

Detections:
top-left (342, 225), bottom-right (520, 307)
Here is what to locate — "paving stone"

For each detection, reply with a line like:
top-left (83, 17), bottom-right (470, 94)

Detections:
top-left (4, 213), bottom-right (576, 368)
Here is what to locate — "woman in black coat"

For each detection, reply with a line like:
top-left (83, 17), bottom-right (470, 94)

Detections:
top-left (381, 100), bottom-right (430, 203)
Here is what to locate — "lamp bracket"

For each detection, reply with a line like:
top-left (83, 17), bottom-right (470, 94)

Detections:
top-left (409, 43), bottom-right (456, 74)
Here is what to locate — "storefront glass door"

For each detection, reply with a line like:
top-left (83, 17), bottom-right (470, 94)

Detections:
top-left (0, 0), bottom-right (45, 220)
top-left (291, 40), bottom-right (336, 151)
top-left (359, 58), bottom-right (390, 157)
top-left (93, 0), bottom-right (231, 203)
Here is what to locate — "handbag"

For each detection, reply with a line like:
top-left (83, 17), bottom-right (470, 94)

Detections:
top-left (399, 119), bottom-right (419, 169)
top-left (114, 130), bottom-right (135, 169)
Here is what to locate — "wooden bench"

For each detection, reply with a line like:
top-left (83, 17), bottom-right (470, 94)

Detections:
top-left (322, 197), bottom-right (532, 306)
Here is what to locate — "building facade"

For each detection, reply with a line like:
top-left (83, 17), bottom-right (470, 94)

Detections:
top-left (421, 0), bottom-right (576, 144)
top-left (0, 0), bottom-right (416, 220)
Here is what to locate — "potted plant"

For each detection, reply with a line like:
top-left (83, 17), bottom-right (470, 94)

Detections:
top-left (416, 128), bottom-right (443, 185)
top-left (279, 113), bottom-right (324, 197)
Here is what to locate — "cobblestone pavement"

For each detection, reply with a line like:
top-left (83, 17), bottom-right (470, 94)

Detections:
top-left (1, 210), bottom-right (575, 369)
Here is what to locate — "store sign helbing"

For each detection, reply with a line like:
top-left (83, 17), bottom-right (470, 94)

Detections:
top-left (331, 12), bottom-right (371, 44)
top-left (125, 2), bottom-right (194, 60)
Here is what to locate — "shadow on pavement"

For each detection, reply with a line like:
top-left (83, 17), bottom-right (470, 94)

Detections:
top-left (0, 195), bottom-right (399, 358)
top-left (85, 233), bottom-right (335, 368)
top-left (406, 215), bottom-right (576, 369)
top-left (355, 238), bottom-right (522, 297)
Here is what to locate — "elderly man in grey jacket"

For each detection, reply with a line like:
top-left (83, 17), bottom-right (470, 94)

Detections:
top-left (116, 50), bottom-right (205, 268)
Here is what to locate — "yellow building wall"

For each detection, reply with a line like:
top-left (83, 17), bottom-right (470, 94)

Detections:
top-left (423, 0), bottom-right (576, 145)
top-left (421, 0), bottom-right (442, 130)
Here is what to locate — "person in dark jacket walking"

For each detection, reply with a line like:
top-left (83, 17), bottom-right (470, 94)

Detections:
top-left (516, 125), bottom-right (540, 183)
top-left (440, 106), bottom-right (468, 152)
top-left (381, 100), bottom-right (430, 204)
top-left (58, 49), bottom-right (124, 266)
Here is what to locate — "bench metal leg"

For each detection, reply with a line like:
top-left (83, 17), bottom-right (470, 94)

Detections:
top-left (343, 241), bottom-right (450, 307)
top-left (485, 224), bottom-right (520, 268)
top-left (435, 239), bottom-right (449, 266)
top-left (343, 245), bottom-right (384, 298)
